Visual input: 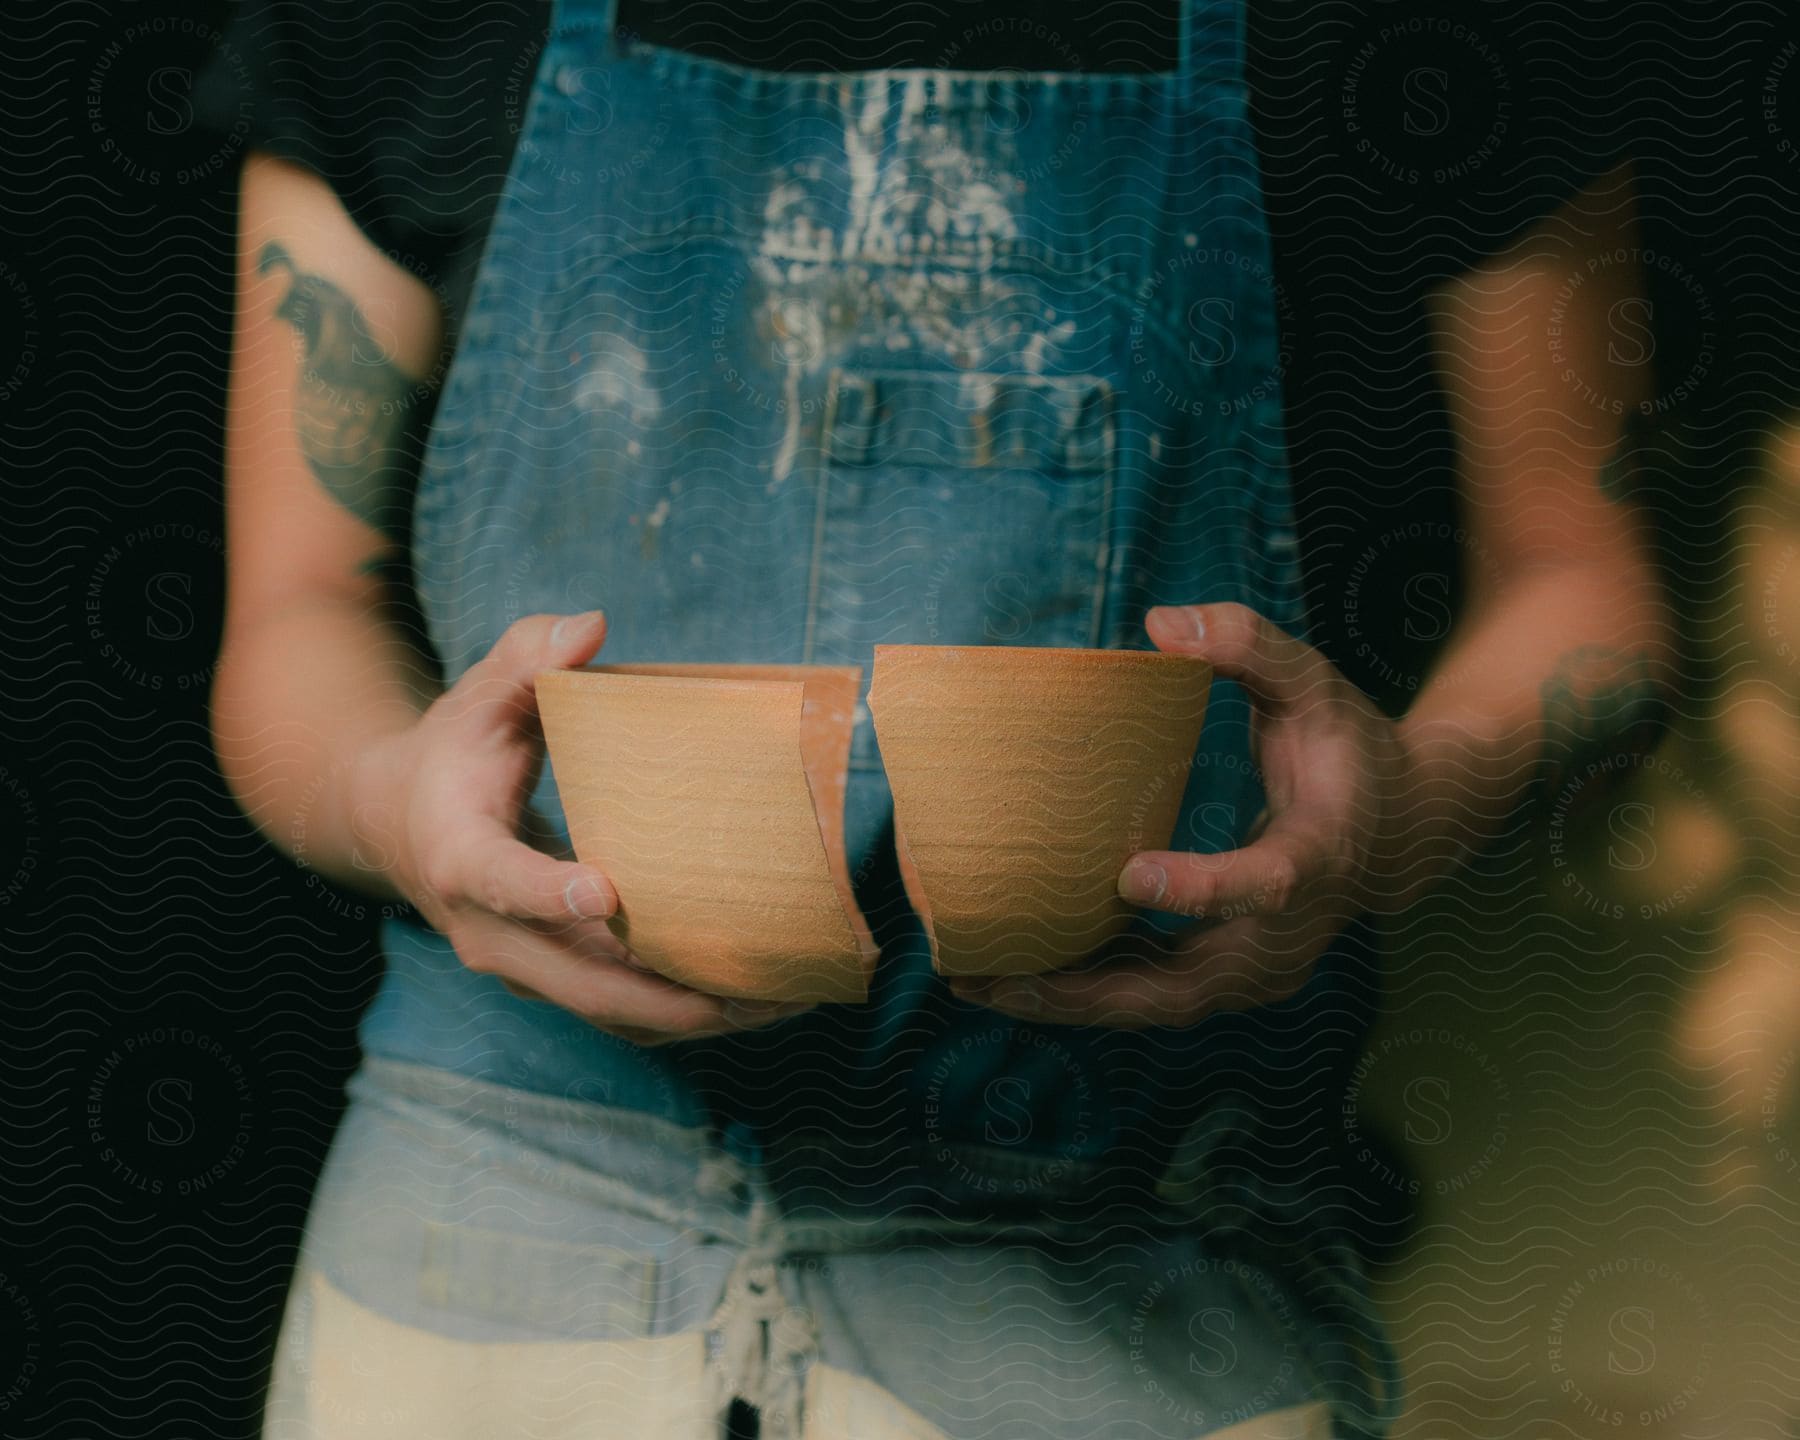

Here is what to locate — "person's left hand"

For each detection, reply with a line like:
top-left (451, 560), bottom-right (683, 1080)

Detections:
top-left (949, 603), bottom-right (1416, 1028)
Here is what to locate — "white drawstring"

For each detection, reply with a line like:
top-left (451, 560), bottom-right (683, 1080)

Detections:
top-left (703, 1196), bottom-right (820, 1440)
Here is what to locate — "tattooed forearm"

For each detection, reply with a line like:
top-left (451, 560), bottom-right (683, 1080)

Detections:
top-left (1532, 644), bottom-right (1671, 811)
top-left (258, 242), bottom-right (433, 547)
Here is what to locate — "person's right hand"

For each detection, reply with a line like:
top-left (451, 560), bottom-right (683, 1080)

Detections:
top-left (353, 610), bottom-right (812, 1046)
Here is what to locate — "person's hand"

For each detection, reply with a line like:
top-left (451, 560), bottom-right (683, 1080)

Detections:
top-left (354, 611), bottom-right (812, 1046)
top-left (950, 603), bottom-right (1414, 1028)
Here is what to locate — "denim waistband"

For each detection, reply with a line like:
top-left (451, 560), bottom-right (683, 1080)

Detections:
top-left (357, 1054), bottom-right (1182, 1245)
top-left (350, 1054), bottom-right (1403, 1432)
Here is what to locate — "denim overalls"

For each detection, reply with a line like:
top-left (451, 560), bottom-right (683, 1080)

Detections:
top-left (325, 0), bottom-right (1401, 1432)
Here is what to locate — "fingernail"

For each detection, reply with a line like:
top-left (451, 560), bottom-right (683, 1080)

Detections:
top-left (723, 1000), bottom-right (805, 1029)
top-left (1119, 858), bottom-right (1168, 905)
top-left (1147, 605), bottom-right (1205, 646)
top-left (550, 610), bottom-right (603, 649)
top-left (564, 872), bottom-right (612, 918)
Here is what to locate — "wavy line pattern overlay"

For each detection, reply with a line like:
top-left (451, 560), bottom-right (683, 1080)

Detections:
top-left (2, 2), bottom-right (1797, 1438)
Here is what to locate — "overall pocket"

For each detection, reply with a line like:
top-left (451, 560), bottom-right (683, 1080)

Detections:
top-left (805, 367), bottom-right (1117, 771)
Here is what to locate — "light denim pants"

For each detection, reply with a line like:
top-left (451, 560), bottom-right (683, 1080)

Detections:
top-left (262, 1057), bottom-right (1392, 1438)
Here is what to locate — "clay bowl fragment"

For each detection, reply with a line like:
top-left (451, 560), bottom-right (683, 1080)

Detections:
top-left (536, 663), bottom-right (877, 1003)
top-left (867, 645), bottom-right (1212, 980)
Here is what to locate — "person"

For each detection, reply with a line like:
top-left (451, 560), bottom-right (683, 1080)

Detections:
top-left (201, 1), bottom-right (1671, 1435)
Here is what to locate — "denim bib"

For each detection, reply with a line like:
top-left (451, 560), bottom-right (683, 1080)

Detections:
top-left (378, 0), bottom-right (1374, 1225)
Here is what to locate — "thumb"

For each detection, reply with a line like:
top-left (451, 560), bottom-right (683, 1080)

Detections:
top-left (540, 609), bottom-right (609, 671)
top-left (448, 610), bottom-right (607, 731)
top-left (1145, 602), bottom-right (1321, 708)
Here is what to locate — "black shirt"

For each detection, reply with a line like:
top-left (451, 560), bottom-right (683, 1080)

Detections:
top-left (195, 1), bottom-right (1636, 339)
top-left (195, 0), bottom-right (1657, 706)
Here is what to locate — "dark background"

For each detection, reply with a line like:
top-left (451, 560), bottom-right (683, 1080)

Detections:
top-left (0, 6), bottom-right (380, 1435)
top-left (0, 3), bottom-right (1790, 1437)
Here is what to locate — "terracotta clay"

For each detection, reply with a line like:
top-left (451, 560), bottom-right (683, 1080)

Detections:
top-left (536, 664), bottom-right (876, 1003)
top-left (867, 645), bottom-right (1212, 979)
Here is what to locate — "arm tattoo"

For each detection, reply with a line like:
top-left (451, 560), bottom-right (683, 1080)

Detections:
top-left (258, 242), bottom-right (434, 548)
top-left (1533, 644), bottom-right (1670, 812)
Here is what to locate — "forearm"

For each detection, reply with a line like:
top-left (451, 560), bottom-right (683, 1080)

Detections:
top-left (1382, 551), bottom-right (1673, 909)
top-left (212, 589), bottom-right (438, 896)
top-left (215, 154), bottom-right (454, 895)
top-left (1370, 166), bottom-right (1679, 907)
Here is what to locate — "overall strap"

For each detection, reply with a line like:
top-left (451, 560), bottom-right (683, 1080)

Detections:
top-left (1178, 0), bottom-right (1249, 90)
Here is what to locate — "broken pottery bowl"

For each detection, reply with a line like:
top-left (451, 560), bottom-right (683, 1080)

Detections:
top-left (536, 663), bottom-right (877, 1003)
top-left (867, 645), bottom-right (1212, 979)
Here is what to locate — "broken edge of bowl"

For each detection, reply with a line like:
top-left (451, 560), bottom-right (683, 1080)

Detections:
top-left (536, 663), bottom-right (877, 1003)
top-left (866, 645), bottom-right (1213, 980)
